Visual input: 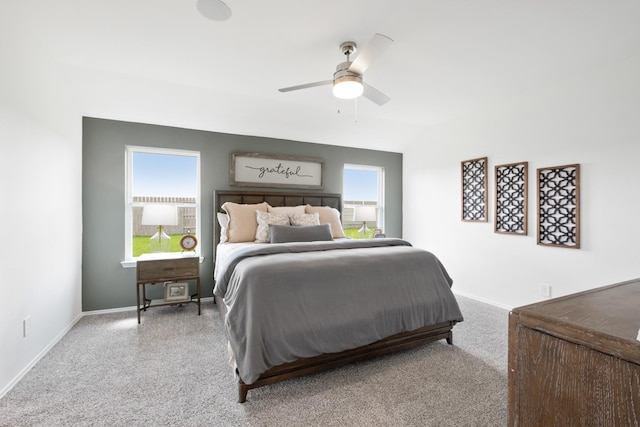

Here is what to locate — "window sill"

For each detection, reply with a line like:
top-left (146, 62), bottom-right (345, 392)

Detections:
top-left (121, 253), bottom-right (204, 268)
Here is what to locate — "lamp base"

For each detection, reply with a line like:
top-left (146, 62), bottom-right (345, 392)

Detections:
top-left (357, 223), bottom-right (370, 239)
top-left (149, 228), bottom-right (171, 253)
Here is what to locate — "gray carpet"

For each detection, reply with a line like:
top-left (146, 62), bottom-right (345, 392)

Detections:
top-left (0, 295), bottom-right (509, 426)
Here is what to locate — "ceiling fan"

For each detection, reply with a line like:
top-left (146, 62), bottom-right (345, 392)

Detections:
top-left (279, 33), bottom-right (394, 106)
top-left (196, 0), bottom-right (232, 21)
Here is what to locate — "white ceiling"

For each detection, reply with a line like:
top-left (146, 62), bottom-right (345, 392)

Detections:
top-left (13, 0), bottom-right (640, 152)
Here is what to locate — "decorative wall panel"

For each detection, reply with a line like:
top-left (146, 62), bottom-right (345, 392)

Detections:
top-left (537, 164), bottom-right (580, 248)
top-left (461, 157), bottom-right (488, 222)
top-left (495, 162), bottom-right (528, 235)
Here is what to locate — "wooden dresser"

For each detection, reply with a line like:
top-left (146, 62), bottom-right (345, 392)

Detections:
top-left (508, 279), bottom-right (640, 426)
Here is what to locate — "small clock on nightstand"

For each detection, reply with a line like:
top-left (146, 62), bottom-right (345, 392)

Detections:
top-left (179, 232), bottom-right (198, 252)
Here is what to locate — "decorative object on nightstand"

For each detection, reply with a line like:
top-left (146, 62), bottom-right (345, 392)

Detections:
top-left (354, 206), bottom-right (377, 238)
top-left (180, 230), bottom-right (198, 252)
top-left (164, 282), bottom-right (190, 302)
top-left (141, 204), bottom-right (178, 253)
top-left (373, 228), bottom-right (386, 238)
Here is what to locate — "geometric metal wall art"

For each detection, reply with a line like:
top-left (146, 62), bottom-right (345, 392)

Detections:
top-left (537, 164), bottom-right (580, 248)
top-left (495, 161), bottom-right (528, 235)
top-left (461, 157), bottom-right (488, 222)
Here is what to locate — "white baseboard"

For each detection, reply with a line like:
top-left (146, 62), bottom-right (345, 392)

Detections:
top-left (1, 297), bottom-right (216, 399)
top-left (453, 289), bottom-right (513, 311)
top-left (82, 297), bottom-right (215, 316)
top-left (0, 312), bottom-right (84, 400)
top-left (82, 305), bottom-right (137, 316)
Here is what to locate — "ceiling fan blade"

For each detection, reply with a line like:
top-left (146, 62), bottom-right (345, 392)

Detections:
top-left (197, 0), bottom-right (232, 21)
top-left (278, 80), bottom-right (333, 93)
top-left (349, 33), bottom-right (394, 75)
top-left (362, 83), bottom-right (391, 106)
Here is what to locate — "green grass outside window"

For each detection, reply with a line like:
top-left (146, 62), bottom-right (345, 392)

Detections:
top-left (133, 235), bottom-right (187, 257)
top-left (134, 228), bottom-right (374, 257)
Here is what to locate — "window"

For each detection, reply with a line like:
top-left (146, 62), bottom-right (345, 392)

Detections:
top-left (124, 146), bottom-right (200, 263)
top-left (343, 164), bottom-right (385, 238)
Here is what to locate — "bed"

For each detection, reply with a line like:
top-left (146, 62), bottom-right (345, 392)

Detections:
top-left (213, 190), bottom-right (464, 402)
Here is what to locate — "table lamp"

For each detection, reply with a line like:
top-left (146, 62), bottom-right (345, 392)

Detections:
top-left (353, 206), bottom-right (377, 239)
top-left (141, 204), bottom-right (178, 253)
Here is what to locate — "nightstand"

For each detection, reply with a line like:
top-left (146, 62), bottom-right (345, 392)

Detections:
top-left (135, 254), bottom-right (201, 323)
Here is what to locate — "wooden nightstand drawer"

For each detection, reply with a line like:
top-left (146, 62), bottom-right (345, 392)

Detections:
top-left (137, 257), bottom-right (199, 282)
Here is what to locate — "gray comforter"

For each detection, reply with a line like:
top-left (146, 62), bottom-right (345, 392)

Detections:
top-left (214, 238), bottom-right (464, 384)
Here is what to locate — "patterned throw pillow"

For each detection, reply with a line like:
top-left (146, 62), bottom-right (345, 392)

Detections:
top-left (255, 211), bottom-right (290, 243)
top-left (289, 212), bottom-right (320, 227)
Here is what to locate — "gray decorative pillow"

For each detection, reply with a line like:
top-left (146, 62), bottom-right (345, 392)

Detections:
top-left (270, 224), bottom-right (333, 243)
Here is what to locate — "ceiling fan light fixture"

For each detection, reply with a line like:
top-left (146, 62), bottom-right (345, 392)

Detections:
top-left (333, 61), bottom-right (363, 99)
top-left (333, 78), bottom-right (363, 99)
top-left (278, 35), bottom-right (392, 105)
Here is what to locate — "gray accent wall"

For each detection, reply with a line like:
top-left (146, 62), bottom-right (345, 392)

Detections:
top-left (82, 117), bottom-right (403, 311)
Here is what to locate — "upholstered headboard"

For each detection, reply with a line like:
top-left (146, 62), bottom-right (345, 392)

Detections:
top-left (213, 190), bottom-right (342, 246)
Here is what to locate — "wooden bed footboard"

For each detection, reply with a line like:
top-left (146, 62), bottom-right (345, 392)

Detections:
top-left (237, 321), bottom-right (454, 403)
top-left (213, 190), bottom-right (457, 403)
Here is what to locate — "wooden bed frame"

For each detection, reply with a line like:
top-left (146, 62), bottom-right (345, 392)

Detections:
top-left (214, 189), bottom-right (455, 403)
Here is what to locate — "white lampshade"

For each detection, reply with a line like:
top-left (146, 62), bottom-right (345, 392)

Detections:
top-left (141, 204), bottom-right (178, 226)
top-left (354, 206), bottom-right (377, 222)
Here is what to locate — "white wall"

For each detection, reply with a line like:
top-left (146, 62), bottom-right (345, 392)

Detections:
top-left (0, 6), bottom-right (82, 396)
top-left (404, 53), bottom-right (640, 309)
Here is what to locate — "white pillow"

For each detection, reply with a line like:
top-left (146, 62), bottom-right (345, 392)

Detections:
top-left (255, 211), bottom-right (291, 243)
top-left (267, 205), bottom-right (306, 215)
top-left (305, 205), bottom-right (346, 238)
top-left (217, 212), bottom-right (229, 243)
top-left (290, 212), bottom-right (320, 227)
